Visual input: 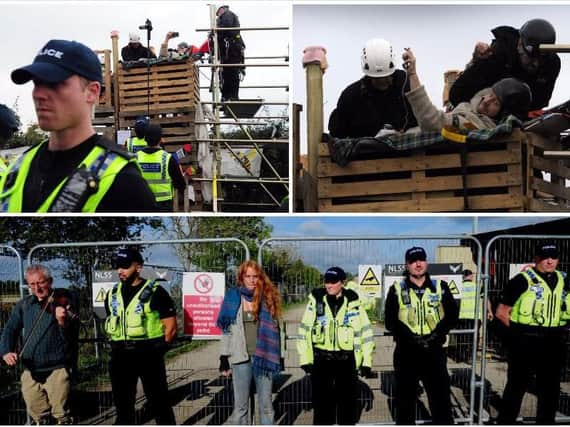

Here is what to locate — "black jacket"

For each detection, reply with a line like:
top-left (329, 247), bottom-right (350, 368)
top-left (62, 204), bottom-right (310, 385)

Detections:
top-left (121, 44), bottom-right (157, 62)
top-left (328, 71), bottom-right (418, 138)
top-left (384, 274), bottom-right (459, 347)
top-left (449, 26), bottom-right (561, 110)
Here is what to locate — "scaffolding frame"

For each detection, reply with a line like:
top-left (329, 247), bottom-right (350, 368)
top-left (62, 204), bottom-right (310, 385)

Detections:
top-left (194, 4), bottom-right (290, 212)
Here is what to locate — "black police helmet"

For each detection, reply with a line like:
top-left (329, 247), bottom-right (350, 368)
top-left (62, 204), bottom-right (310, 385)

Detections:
top-left (519, 18), bottom-right (556, 57)
top-left (492, 78), bottom-right (532, 120)
top-left (0, 104), bottom-right (20, 141)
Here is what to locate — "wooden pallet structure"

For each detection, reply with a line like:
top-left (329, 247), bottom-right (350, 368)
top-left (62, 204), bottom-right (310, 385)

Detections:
top-left (93, 46), bottom-right (203, 210)
top-left (525, 131), bottom-right (570, 211)
top-left (316, 131), bottom-right (525, 212)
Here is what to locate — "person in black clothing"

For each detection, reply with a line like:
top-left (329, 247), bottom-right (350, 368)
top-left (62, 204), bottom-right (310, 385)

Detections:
top-left (450, 19), bottom-right (560, 111)
top-left (328, 38), bottom-right (418, 139)
top-left (121, 32), bottom-right (157, 62)
top-left (216, 5), bottom-right (245, 101)
top-left (0, 103), bottom-right (19, 141)
top-left (2, 38), bottom-right (157, 212)
top-left (137, 124), bottom-right (186, 211)
top-left (0, 265), bottom-right (78, 425)
top-left (495, 242), bottom-right (570, 425)
top-left (384, 247), bottom-right (458, 425)
top-left (104, 248), bottom-right (177, 425)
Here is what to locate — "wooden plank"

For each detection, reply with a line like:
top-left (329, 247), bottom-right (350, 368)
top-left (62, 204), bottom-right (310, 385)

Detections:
top-left (318, 171), bottom-right (519, 198)
top-left (318, 145), bottom-right (520, 177)
top-left (532, 157), bottom-right (570, 180)
top-left (121, 101), bottom-right (197, 112)
top-left (529, 198), bottom-right (570, 212)
top-left (318, 193), bottom-right (523, 212)
top-left (531, 177), bottom-right (570, 201)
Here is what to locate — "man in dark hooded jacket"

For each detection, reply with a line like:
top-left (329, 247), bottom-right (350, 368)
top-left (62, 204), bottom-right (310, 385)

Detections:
top-left (450, 19), bottom-right (560, 111)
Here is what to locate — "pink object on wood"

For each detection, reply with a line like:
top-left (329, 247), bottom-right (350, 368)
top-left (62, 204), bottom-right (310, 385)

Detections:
top-left (302, 46), bottom-right (328, 71)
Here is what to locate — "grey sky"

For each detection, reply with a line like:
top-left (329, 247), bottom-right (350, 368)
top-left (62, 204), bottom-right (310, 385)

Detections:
top-left (0, 0), bottom-right (290, 128)
top-left (293, 3), bottom-right (570, 154)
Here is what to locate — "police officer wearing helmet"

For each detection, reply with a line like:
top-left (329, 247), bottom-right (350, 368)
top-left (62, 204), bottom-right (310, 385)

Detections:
top-left (297, 266), bottom-right (375, 425)
top-left (495, 242), bottom-right (570, 425)
top-left (136, 124), bottom-right (186, 211)
top-left (384, 247), bottom-right (458, 425)
top-left (0, 39), bottom-right (157, 212)
top-left (104, 248), bottom-right (177, 425)
top-left (328, 38), bottom-right (418, 139)
top-left (126, 117), bottom-right (149, 153)
top-left (450, 18), bottom-right (560, 111)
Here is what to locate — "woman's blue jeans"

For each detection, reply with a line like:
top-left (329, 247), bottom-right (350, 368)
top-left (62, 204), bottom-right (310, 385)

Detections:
top-left (231, 360), bottom-right (275, 425)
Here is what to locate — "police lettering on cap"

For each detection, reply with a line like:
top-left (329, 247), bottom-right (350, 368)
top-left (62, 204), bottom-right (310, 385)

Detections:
top-left (11, 39), bottom-right (103, 85)
top-left (405, 246), bottom-right (427, 263)
top-left (324, 266), bottom-right (346, 283)
top-left (536, 242), bottom-right (559, 260)
top-left (112, 248), bottom-right (144, 269)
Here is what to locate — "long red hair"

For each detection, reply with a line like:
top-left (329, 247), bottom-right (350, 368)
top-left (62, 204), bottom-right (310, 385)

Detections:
top-left (237, 260), bottom-right (282, 320)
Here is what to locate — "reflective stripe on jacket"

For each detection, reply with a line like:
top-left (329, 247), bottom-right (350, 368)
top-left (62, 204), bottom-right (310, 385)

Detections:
top-left (104, 279), bottom-right (164, 341)
top-left (136, 150), bottom-right (173, 202)
top-left (297, 288), bottom-right (374, 369)
top-left (511, 268), bottom-right (568, 327)
top-left (459, 280), bottom-right (482, 320)
top-left (394, 279), bottom-right (445, 336)
top-left (0, 141), bottom-right (134, 212)
top-left (126, 137), bottom-right (147, 153)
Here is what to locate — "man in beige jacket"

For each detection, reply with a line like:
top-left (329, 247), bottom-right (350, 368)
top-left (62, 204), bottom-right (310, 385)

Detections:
top-left (402, 48), bottom-right (531, 133)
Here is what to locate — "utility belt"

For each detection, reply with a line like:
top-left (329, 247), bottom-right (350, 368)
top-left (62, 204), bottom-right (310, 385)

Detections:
top-left (110, 337), bottom-right (164, 351)
top-left (314, 348), bottom-right (354, 362)
top-left (510, 322), bottom-right (567, 338)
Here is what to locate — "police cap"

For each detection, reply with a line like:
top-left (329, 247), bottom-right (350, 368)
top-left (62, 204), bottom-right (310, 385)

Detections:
top-left (324, 266), bottom-right (346, 283)
top-left (405, 246), bottom-right (427, 263)
top-left (112, 248), bottom-right (144, 269)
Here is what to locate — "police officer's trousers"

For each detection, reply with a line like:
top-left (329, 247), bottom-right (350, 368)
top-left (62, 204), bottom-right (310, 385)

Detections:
top-left (109, 343), bottom-right (176, 425)
top-left (311, 352), bottom-right (358, 425)
top-left (497, 331), bottom-right (566, 425)
top-left (393, 343), bottom-right (454, 425)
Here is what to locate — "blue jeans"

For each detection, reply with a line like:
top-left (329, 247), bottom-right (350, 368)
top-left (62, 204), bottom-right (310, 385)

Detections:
top-left (231, 360), bottom-right (275, 425)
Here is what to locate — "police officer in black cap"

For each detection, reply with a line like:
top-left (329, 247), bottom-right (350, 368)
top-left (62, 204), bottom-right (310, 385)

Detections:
top-left (450, 18), bottom-right (560, 111)
top-left (495, 241), bottom-right (570, 424)
top-left (104, 248), bottom-right (177, 425)
top-left (297, 266), bottom-right (375, 425)
top-left (0, 39), bottom-right (156, 212)
top-left (384, 246), bottom-right (458, 424)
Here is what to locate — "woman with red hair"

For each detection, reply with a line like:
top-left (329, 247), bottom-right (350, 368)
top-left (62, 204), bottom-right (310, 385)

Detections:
top-left (216, 260), bottom-right (282, 424)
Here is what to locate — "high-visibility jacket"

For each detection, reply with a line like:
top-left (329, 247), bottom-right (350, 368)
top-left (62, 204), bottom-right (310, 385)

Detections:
top-left (297, 288), bottom-right (375, 369)
top-left (136, 149), bottom-right (173, 202)
top-left (126, 137), bottom-right (147, 153)
top-left (0, 140), bottom-right (136, 212)
top-left (459, 280), bottom-right (483, 320)
top-left (104, 279), bottom-right (164, 341)
top-left (394, 279), bottom-right (445, 336)
top-left (510, 268), bottom-right (570, 327)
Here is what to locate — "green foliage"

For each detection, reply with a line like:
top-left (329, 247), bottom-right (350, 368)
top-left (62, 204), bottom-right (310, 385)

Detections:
top-left (3, 123), bottom-right (47, 149)
top-left (0, 218), bottom-right (162, 258)
top-left (164, 217), bottom-right (273, 273)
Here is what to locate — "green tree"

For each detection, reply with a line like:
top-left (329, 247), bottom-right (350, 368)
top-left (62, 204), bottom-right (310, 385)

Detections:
top-left (165, 217), bottom-right (273, 274)
top-left (4, 123), bottom-right (47, 149)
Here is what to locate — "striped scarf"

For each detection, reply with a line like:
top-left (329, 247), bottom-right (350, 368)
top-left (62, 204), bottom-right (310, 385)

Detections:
top-left (216, 287), bottom-right (281, 378)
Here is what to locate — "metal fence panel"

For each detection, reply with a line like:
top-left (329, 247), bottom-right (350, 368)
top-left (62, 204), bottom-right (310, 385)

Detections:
top-left (19, 238), bottom-right (249, 425)
top-left (482, 235), bottom-right (570, 424)
top-left (0, 245), bottom-right (25, 425)
top-left (259, 235), bottom-right (483, 425)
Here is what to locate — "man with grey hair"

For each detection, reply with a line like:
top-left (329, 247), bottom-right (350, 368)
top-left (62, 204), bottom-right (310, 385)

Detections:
top-left (0, 265), bottom-right (78, 425)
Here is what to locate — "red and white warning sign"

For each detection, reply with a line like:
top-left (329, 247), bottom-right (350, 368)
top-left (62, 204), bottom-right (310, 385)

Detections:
top-left (183, 272), bottom-right (225, 338)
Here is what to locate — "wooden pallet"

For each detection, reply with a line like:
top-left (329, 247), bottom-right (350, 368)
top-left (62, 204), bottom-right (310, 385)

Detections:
top-left (117, 61), bottom-right (200, 113)
top-left (317, 130), bottom-right (525, 212)
top-left (526, 131), bottom-right (570, 211)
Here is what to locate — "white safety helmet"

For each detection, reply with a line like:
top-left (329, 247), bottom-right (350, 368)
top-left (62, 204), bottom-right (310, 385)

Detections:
top-left (361, 38), bottom-right (396, 78)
